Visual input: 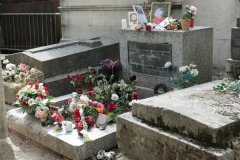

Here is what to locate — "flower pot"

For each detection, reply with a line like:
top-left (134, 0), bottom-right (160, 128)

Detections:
top-left (190, 18), bottom-right (194, 27)
top-left (181, 19), bottom-right (190, 31)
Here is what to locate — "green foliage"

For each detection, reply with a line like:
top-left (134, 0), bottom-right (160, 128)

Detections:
top-left (83, 106), bottom-right (99, 120)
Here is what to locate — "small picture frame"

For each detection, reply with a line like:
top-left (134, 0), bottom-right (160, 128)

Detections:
top-left (132, 5), bottom-right (148, 25)
top-left (150, 2), bottom-right (172, 25)
top-left (128, 12), bottom-right (138, 28)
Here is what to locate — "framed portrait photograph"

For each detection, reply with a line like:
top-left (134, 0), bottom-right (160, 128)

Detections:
top-left (132, 5), bottom-right (148, 25)
top-left (128, 12), bottom-right (138, 28)
top-left (150, 2), bottom-right (172, 25)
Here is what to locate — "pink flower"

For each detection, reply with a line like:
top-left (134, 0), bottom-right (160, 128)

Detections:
top-left (76, 120), bottom-right (83, 133)
top-left (35, 110), bottom-right (48, 119)
top-left (190, 6), bottom-right (197, 16)
top-left (51, 112), bottom-right (65, 123)
top-left (97, 102), bottom-right (104, 109)
top-left (18, 63), bottom-right (30, 72)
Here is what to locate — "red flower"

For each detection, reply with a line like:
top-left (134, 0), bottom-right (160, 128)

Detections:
top-left (145, 25), bottom-right (152, 32)
top-left (28, 81), bottom-right (33, 86)
top-left (76, 120), bottom-right (83, 132)
top-left (87, 91), bottom-right (95, 97)
top-left (34, 83), bottom-right (39, 89)
top-left (67, 98), bottom-right (73, 105)
top-left (67, 74), bottom-right (72, 80)
top-left (51, 112), bottom-right (65, 123)
top-left (21, 101), bottom-right (28, 107)
top-left (107, 102), bottom-right (117, 112)
top-left (85, 116), bottom-right (96, 128)
top-left (75, 74), bottom-right (84, 79)
top-left (131, 91), bottom-right (139, 100)
top-left (37, 93), bottom-right (44, 99)
top-left (74, 109), bottom-right (81, 123)
top-left (72, 77), bottom-right (78, 82)
top-left (44, 86), bottom-right (49, 92)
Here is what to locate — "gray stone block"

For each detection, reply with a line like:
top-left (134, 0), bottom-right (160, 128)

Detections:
top-left (4, 82), bottom-right (19, 105)
top-left (237, 18), bottom-right (240, 27)
top-left (7, 108), bottom-right (117, 160)
top-left (231, 28), bottom-right (240, 60)
top-left (120, 26), bottom-right (213, 89)
top-left (132, 80), bottom-right (240, 147)
top-left (117, 112), bottom-right (236, 160)
top-left (7, 37), bottom-right (119, 78)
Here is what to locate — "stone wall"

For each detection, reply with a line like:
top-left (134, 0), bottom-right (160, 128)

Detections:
top-left (183, 0), bottom-right (240, 69)
top-left (59, 0), bottom-right (183, 41)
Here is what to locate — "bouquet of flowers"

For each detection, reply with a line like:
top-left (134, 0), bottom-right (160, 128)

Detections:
top-left (66, 68), bottom-right (99, 93)
top-left (183, 5), bottom-right (197, 19)
top-left (2, 59), bottom-right (44, 85)
top-left (15, 82), bottom-right (51, 114)
top-left (173, 64), bottom-right (199, 89)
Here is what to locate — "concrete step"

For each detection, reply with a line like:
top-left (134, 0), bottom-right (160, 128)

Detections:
top-left (132, 80), bottom-right (240, 147)
top-left (7, 108), bottom-right (117, 160)
top-left (7, 37), bottom-right (119, 78)
top-left (117, 112), bottom-right (238, 160)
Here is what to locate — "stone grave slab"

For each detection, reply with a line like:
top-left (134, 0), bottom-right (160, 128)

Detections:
top-left (7, 108), bottom-right (117, 160)
top-left (7, 37), bottom-right (119, 78)
top-left (117, 112), bottom-right (237, 160)
top-left (132, 80), bottom-right (240, 147)
top-left (4, 82), bottom-right (19, 104)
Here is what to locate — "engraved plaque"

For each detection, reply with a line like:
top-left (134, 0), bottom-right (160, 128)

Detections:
top-left (128, 42), bottom-right (172, 76)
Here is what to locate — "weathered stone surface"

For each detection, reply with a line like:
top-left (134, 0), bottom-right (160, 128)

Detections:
top-left (120, 26), bottom-right (213, 89)
top-left (226, 58), bottom-right (240, 79)
top-left (3, 82), bottom-right (19, 105)
top-left (117, 112), bottom-right (236, 160)
top-left (7, 108), bottom-right (117, 160)
top-left (231, 27), bottom-right (240, 60)
top-left (7, 37), bottom-right (119, 78)
top-left (132, 80), bottom-right (240, 147)
top-left (0, 63), bottom-right (16, 160)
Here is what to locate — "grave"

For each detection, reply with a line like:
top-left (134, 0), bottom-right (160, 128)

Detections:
top-left (227, 18), bottom-right (240, 78)
top-left (117, 81), bottom-right (240, 160)
top-left (7, 108), bottom-right (116, 160)
top-left (6, 37), bottom-right (119, 97)
top-left (120, 26), bottom-right (213, 90)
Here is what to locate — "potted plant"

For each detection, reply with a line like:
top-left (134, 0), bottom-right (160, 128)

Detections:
top-left (181, 5), bottom-right (197, 31)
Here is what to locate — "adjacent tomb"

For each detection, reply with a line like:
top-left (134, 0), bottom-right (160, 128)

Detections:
top-left (117, 81), bottom-right (240, 160)
top-left (120, 26), bottom-right (213, 89)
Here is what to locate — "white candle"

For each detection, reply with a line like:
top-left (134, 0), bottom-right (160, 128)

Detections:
top-left (121, 19), bottom-right (127, 29)
top-left (64, 121), bottom-right (73, 132)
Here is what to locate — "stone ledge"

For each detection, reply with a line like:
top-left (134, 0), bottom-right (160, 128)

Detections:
top-left (7, 108), bottom-right (117, 160)
top-left (117, 112), bottom-right (236, 160)
top-left (132, 80), bottom-right (240, 147)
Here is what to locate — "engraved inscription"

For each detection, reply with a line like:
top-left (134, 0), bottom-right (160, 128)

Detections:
top-left (128, 42), bottom-right (172, 76)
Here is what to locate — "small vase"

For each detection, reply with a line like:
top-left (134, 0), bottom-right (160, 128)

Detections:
top-left (74, 88), bottom-right (83, 94)
top-left (181, 19), bottom-right (190, 31)
top-left (190, 18), bottom-right (194, 28)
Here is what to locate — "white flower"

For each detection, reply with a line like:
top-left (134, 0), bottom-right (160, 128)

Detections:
top-left (42, 99), bottom-right (49, 105)
top-left (80, 95), bottom-right (89, 105)
top-left (28, 98), bottom-right (36, 106)
top-left (164, 62), bottom-right (172, 68)
top-left (111, 94), bottom-right (119, 101)
top-left (189, 64), bottom-right (197, 68)
top-left (190, 69), bottom-right (199, 77)
top-left (41, 89), bottom-right (47, 96)
top-left (2, 59), bottom-right (9, 64)
top-left (179, 66), bottom-right (189, 73)
top-left (6, 63), bottom-right (16, 71)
